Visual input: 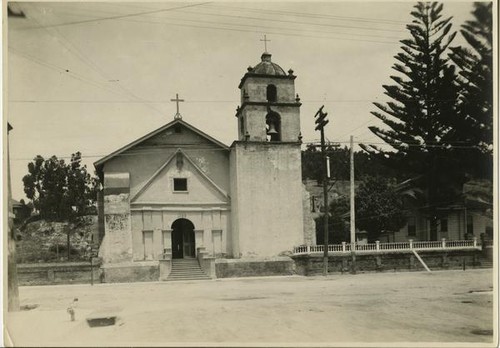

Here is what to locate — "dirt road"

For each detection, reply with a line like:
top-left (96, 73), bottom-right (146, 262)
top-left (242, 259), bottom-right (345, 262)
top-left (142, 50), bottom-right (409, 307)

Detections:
top-left (5, 269), bottom-right (495, 346)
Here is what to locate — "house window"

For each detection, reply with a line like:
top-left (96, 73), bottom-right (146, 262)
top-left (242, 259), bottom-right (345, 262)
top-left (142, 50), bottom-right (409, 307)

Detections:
top-left (440, 218), bottom-right (448, 232)
top-left (173, 178), bottom-right (188, 192)
top-left (467, 215), bottom-right (474, 235)
top-left (407, 217), bottom-right (416, 237)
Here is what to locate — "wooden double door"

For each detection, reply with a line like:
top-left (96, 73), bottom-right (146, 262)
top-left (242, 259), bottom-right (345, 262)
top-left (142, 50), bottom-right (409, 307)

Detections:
top-left (171, 218), bottom-right (196, 259)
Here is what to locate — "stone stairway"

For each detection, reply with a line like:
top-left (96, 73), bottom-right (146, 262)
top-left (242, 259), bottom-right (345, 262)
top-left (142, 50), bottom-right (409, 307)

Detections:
top-left (167, 258), bottom-right (211, 281)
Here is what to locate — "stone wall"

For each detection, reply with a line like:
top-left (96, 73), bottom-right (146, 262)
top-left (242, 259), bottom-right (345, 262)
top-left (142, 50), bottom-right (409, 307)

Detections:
top-left (293, 249), bottom-right (485, 275)
top-left (17, 261), bottom-right (101, 286)
top-left (216, 257), bottom-right (295, 278)
top-left (100, 261), bottom-right (159, 283)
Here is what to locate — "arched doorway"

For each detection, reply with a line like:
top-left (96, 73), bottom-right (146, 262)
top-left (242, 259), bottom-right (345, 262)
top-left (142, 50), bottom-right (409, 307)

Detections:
top-left (171, 218), bottom-right (195, 259)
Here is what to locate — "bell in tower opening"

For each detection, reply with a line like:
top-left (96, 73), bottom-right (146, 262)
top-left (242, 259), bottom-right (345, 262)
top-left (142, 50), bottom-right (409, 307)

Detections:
top-left (266, 110), bottom-right (281, 142)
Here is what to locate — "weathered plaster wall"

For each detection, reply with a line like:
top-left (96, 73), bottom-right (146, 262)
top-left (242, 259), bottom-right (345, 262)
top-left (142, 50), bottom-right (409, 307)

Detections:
top-left (99, 173), bottom-right (133, 263)
top-left (239, 76), bottom-right (300, 142)
top-left (132, 154), bottom-right (227, 204)
top-left (103, 125), bottom-right (230, 199)
top-left (241, 77), bottom-right (296, 103)
top-left (242, 105), bottom-right (301, 142)
top-left (130, 209), bottom-right (231, 260)
top-left (230, 142), bottom-right (304, 258)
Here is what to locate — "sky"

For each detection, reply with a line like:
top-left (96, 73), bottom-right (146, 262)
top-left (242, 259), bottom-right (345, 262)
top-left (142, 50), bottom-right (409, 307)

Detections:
top-left (5, 1), bottom-right (479, 201)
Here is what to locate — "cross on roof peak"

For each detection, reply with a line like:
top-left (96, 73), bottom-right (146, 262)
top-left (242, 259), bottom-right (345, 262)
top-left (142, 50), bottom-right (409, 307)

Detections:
top-left (170, 93), bottom-right (185, 120)
top-left (260, 34), bottom-right (270, 53)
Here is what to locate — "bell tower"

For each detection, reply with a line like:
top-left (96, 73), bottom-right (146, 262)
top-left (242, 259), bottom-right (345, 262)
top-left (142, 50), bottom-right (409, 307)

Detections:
top-left (229, 51), bottom-right (305, 258)
top-left (236, 52), bottom-right (302, 142)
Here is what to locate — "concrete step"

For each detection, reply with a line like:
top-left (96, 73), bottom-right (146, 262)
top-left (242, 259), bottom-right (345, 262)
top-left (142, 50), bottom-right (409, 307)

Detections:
top-left (167, 259), bottom-right (210, 281)
top-left (167, 277), bottom-right (211, 281)
top-left (170, 271), bottom-right (207, 276)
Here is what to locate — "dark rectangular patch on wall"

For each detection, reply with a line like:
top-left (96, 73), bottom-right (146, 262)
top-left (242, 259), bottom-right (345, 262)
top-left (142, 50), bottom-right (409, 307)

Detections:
top-left (104, 187), bottom-right (130, 195)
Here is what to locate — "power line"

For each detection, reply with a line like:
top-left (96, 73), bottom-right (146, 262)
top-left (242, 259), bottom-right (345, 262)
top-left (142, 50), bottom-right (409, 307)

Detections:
top-left (15, 2), bottom-right (212, 30)
top-left (95, 1), bottom-right (408, 26)
top-left (10, 139), bottom-right (484, 162)
top-left (51, 7), bottom-right (403, 41)
top-left (9, 48), bottom-right (135, 99)
top-left (24, 4), bottom-right (168, 118)
top-left (13, 4), bottom-right (398, 45)
top-left (176, 9), bottom-right (405, 35)
top-left (8, 99), bottom-right (380, 104)
top-left (306, 141), bottom-right (482, 149)
top-left (204, 3), bottom-right (408, 25)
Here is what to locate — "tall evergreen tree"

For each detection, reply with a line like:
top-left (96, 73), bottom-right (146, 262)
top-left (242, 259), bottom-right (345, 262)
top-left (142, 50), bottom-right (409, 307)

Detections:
top-left (360, 2), bottom-right (460, 240)
top-left (449, 2), bottom-right (493, 179)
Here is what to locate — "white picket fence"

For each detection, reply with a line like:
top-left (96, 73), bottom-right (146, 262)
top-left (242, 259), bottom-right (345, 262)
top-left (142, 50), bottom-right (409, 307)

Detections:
top-left (292, 238), bottom-right (479, 255)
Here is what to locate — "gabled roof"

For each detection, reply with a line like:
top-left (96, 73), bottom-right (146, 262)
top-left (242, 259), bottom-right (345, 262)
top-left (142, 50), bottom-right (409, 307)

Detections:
top-left (94, 119), bottom-right (229, 170)
top-left (131, 148), bottom-right (229, 202)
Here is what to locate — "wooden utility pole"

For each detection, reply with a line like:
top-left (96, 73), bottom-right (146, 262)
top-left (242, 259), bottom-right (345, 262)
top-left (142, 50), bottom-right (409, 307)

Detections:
top-left (350, 135), bottom-right (356, 274)
top-left (314, 106), bottom-right (329, 276)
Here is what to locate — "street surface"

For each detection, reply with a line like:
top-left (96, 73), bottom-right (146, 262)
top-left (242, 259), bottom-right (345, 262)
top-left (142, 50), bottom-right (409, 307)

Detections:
top-left (5, 269), bottom-right (495, 346)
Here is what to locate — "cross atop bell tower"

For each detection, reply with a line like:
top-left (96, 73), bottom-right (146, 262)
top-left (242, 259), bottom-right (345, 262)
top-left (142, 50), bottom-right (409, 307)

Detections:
top-left (260, 35), bottom-right (271, 53)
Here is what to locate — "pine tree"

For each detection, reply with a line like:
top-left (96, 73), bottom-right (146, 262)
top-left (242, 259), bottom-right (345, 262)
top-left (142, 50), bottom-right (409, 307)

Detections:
top-left (360, 2), bottom-right (460, 240)
top-left (449, 2), bottom-right (493, 179)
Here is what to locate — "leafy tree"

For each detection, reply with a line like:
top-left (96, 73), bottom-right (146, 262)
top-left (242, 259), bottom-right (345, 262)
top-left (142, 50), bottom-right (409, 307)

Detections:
top-left (355, 177), bottom-right (407, 242)
top-left (449, 2), bottom-right (493, 179)
top-left (315, 177), bottom-right (407, 244)
top-left (302, 144), bottom-right (400, 183)
top-left (315, 197), bottom-right (350, 244)
top-left (361, 2), bottom-right (462, 240)
top-left (22, 152), bottom-right (99, 221)
top-left (302, 144), bottom-right (346, 183)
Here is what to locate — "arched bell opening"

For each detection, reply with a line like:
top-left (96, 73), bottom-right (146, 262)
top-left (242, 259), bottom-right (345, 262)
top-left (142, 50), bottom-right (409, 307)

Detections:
top-left (266, 84), bottom-right (277, 102)
top-left (171, 218), bottom-right (196, 259)
top-left (266, 110), bottom-right (281, 142)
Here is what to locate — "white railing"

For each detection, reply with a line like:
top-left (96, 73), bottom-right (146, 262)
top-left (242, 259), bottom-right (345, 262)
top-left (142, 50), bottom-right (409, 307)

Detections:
top-left (292, 238), bottom-right (479, 255)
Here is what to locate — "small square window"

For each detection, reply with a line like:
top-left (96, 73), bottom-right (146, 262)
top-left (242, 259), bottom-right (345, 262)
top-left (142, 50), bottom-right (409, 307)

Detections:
top-left (173, 178), bottom-right (188, 192)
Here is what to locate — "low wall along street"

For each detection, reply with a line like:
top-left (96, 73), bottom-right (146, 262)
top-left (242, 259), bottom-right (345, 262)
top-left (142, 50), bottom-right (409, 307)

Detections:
top-left (16, 246), bottom-right (490, 285)
top-left (17, 261), bottom-right (101, 286)
top-left (215, 257), bottom-right (296, 278)
top-left (292, 249), bottom-right (486, 275)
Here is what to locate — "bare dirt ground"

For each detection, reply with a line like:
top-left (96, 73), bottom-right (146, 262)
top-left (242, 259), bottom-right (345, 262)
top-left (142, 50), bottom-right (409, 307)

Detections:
top-left (5, 269), bottom-right (496, 347)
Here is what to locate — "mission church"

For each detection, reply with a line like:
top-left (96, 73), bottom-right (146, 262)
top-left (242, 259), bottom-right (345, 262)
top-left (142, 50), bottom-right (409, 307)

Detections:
top-left (94, 50), bottom-right (315, 281)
